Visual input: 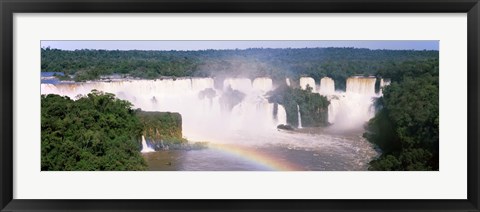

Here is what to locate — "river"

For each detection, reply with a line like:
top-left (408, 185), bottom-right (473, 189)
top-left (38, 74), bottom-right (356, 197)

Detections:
top-left (142, 127), bottom-right (378, 171)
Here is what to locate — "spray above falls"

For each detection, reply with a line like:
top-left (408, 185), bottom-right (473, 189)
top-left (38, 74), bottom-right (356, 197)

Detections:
top-left (297, 76), bottom-right (385, 130)
top-left (41, 77), bottom-right (287, 143)
top-left (41, 76), bottom-right (388, 141)
top-left (327, 76), bottom-right (379, 130)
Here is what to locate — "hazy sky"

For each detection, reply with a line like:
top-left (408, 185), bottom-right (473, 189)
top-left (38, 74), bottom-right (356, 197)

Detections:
top-left (41, 40), bottom-right (439, 51)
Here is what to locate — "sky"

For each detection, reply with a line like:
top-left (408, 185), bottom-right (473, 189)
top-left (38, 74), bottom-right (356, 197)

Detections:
top-left (41, 40), bottom-right (439, 51)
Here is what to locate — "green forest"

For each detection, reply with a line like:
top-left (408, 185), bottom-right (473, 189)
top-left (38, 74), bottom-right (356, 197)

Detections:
top-left (41, 47), bottom-right (438, 90)
top-left (41, 90), bottom-right (147, 170)
top-left (136, 111), bottom-right (187, 150)
top-left (363, 58), bottom-right (439, 171)
top-left (42, 90), bottom-right (202, 170)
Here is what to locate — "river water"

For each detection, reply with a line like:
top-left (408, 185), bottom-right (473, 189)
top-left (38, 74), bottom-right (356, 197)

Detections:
top-left (143, 127), bottom-right (379, 171)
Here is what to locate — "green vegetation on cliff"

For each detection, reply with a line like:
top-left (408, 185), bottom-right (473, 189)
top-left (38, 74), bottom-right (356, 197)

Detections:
top-left (41, 90), bottom-right (147, 171)
top-left (136, 111), bottom-right (186, 149)
top-left (268, 85), bottom-right (330, 127)
top-left (42, 88), bottom-right (212, 170)
top-left (364, 59), bottom-right (439, 170)
top-left (41, 47), bottom-right (438, 90)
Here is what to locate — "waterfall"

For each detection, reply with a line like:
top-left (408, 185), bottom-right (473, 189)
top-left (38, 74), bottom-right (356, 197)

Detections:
top-left (252, 77), bottom-right (273, 92)
top-left (299, 77), bottom-right (316, 91)
top-left (230, 100), bottom-right (276, 131)
top-left (141, 135), bottom-right (155, 153)
top-left (286, 78), bottom-right (291, 87)
top-left (328, 97), bottom-right (341, 124)
top-left (379, 78), bottom-right (391, 95)
top-left (223, 78), bottom-right (252, 93)
top-left (327, 76), bottom-right (379, 129)
top-left (41, 76), bottom-right (385, 138)
top-left (277, 104), bottom-right (287, 125)
top-left (319, 77), bottom-right (335, 95)
top-left (41, 77), bottom-right (286, 142)
top-left (380, 78), bottom-right (391, 88)
top-left (297, 104), bottom-right (302, 128)
top-left (192, 77), bottom-right (215, 91)
top-left (346, 76), bottom-right (376, 96)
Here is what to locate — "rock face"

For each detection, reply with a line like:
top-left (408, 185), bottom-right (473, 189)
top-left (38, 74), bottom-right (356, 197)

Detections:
top-left (136, 111), bottom-right (183, 149)
top-left (277, 124), bottom-right (294, 131)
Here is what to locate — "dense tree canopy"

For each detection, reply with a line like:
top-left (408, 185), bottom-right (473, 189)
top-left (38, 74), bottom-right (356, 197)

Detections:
top-left (41, 47), bottom-right (438, 90)
top-left (364, 59), bottom-right (439, 170)
top-left (41, 90), bottom-right (147, 171)
top-left (136, 111), bottom-right (186, 150)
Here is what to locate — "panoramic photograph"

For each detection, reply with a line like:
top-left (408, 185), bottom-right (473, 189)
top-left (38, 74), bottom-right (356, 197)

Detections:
top-left (40, 40), bottom-right (439, 171)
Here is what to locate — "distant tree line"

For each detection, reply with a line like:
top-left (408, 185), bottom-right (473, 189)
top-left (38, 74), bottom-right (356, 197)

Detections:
top-left (41, 47), bottom-right (438, 90)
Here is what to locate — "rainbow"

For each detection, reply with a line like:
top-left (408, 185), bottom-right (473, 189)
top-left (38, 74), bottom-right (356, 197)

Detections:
top-left (208, 143), bottom-right (304, 171)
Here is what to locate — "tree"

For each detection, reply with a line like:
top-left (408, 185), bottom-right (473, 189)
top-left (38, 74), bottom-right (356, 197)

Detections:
top-left (364, 59), bottom-right (439, 171)
top-left (41, 47), bottom-right (438, 87)
top-left (41, 91), bottom-right (147, 171)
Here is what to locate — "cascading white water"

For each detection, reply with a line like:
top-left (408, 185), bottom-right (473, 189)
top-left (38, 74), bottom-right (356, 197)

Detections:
top-left (42, 77), bottom-right (284, 143)
top-left (223, 78), bottom-right (252, 93)
top-left (297, 104), bottom-right (302, 128)
top-left (277, 104), bottom-right (287, 125)
top-left (328, 97), bottom-right (341, 124)
top-left (299, 77), bottom-right (316, 91)
top-left (327, 77), bottom-right (379, 130)
top-left (252, 77), bottom-right (273, 93)
top-left (319, 77), bottom-right (335, 95)
top-left (380, 78), bottom-right (391, 88)
top-left (230, 100), bottom-right (275, 132)
top-left (286, 78), bottom-right (291, 87)
top-left (42, 76), bottom-right (387, 140)
top-left (141, 135), bottom-right (155, 153)
top-left (346, 76), bottom-right (376, 96)
top-left (379, 78), bottom-right (391, 95)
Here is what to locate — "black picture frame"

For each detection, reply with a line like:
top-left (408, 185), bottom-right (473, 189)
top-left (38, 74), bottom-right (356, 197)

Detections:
top-left (1, 0), bottom-right (479, 211)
